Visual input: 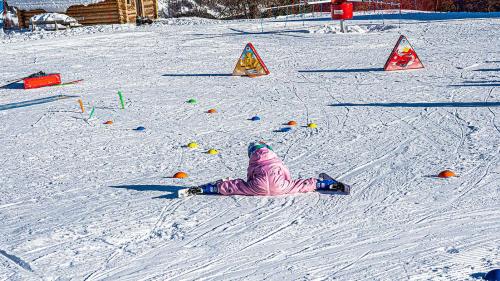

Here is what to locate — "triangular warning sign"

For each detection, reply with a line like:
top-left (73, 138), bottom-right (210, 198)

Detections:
top-left (384, 35), bottom-right (424, 71)
top-left (233, 43), bottom-right (270, 77)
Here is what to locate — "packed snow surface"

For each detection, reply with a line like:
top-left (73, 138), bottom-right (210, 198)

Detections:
top-left (6, 0), bottom-right (106, 13)
top-left (0, 11), bottom-right (499, 280)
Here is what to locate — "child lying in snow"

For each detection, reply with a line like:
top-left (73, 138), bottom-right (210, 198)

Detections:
top-left (182, 141), bottom-right (350, 197)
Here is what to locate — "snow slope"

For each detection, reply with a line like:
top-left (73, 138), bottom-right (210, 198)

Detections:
top-left (0, 12), bottom-right (499, 280)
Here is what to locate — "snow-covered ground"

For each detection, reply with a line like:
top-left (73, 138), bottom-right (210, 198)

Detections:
top-left (0, 11), bottom-right (499, 280)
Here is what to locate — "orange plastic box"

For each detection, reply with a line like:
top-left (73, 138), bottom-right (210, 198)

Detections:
top-left (24, 73), bottom-right (61, 89)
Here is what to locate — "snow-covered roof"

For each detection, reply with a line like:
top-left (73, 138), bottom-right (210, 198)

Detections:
top-left (7, 0), bottom-right (107, 13)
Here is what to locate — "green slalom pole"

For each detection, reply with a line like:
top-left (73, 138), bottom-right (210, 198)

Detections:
top-left (88, 106), bottom-right (96, 119)
top-left (118, 91), bottom-right (125, 109)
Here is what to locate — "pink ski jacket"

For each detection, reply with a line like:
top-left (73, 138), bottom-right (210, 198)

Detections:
top-left (218, 148), bottom-right (317, 196)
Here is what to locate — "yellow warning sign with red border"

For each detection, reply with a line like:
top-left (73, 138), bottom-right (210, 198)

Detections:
top-left (233, 43), bottom-right (270, 77)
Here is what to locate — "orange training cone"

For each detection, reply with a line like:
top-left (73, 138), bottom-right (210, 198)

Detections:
top-left (438, 170), bottom-right (456, 178)
top-left (173, 172), bottom-right (188, 179)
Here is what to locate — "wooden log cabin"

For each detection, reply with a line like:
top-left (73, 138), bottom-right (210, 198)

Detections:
top-left (5, 0), bottom-right (158, 29)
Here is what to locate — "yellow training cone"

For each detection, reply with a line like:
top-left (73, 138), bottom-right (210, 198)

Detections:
top-left (207, 149), bottom-right (219, 155)
top-left (187, 142), bottom-right (199, 149)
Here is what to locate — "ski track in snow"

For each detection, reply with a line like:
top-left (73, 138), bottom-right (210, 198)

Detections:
top-left (1, 11), bottom-right (499, 281)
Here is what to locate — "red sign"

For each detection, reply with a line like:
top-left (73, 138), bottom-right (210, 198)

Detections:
top-left (24, 73), bottom-right (62, 89)
top-left (331, 2), bottom-right (353, 20)
top-left (384, 35), bottom-right (424, 71)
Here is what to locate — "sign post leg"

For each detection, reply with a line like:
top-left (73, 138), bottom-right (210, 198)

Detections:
top-left (340, 19), bottom-right (346, 33)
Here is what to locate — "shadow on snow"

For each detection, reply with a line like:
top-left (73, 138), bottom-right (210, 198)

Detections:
top-left (470, 272), bottom-right (486, 279)
top-left (450, 80), bottom-right (500, 87)
top-left (329, 101), bottom-right (500, 108)
top-left (450, 83), bottom-right (500, 87)
top-left (1, 82), bottom-right (25, 89)
top-left (299, 67), bottom-right (383, 73)
top-left (187, 28), bottom-right (310, 39)
top-left (271, 12), bottom-right (500, 23)
top-left (162, 73), bottom-right (232, 77)
top-left (473, 68), bottom-right (500, 72)
top-left (111, 185), bottom-right (185, 199)
top-left (227, 27), bottom-right (309, 35)
top-left (0, 95), bottom-right (76, 111)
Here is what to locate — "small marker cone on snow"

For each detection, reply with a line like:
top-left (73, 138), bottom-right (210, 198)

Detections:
top-left (207, 109), bottom-right (217, 114)
top-left (287, 121), bottom-right (297, 126)
top-left (173, 172), bottom-right (188, 179)
top-left (104, 120), bottom-right (113, 125)
top-left (187, 99), bottom-right (197, 104)
top-left (251, 116), bottom-right (261, 121)
top-left (187, 142), bottom-right (198, 149)
top-left (233, 43), bottom-right (270, 77)
top-left (207, 149), bottom-right (219, 155)
top-left (308, 123), bottom-right (318, 128)
top-left (384, 35), bottom-right (424, 71)
top-left (438, 170), bottom-right (456, 178)
top-left (135, 126), bottom-right (145, 131)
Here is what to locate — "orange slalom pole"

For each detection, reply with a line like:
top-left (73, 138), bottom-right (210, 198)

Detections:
top-left (78, 99), bottom-right (85, 113)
